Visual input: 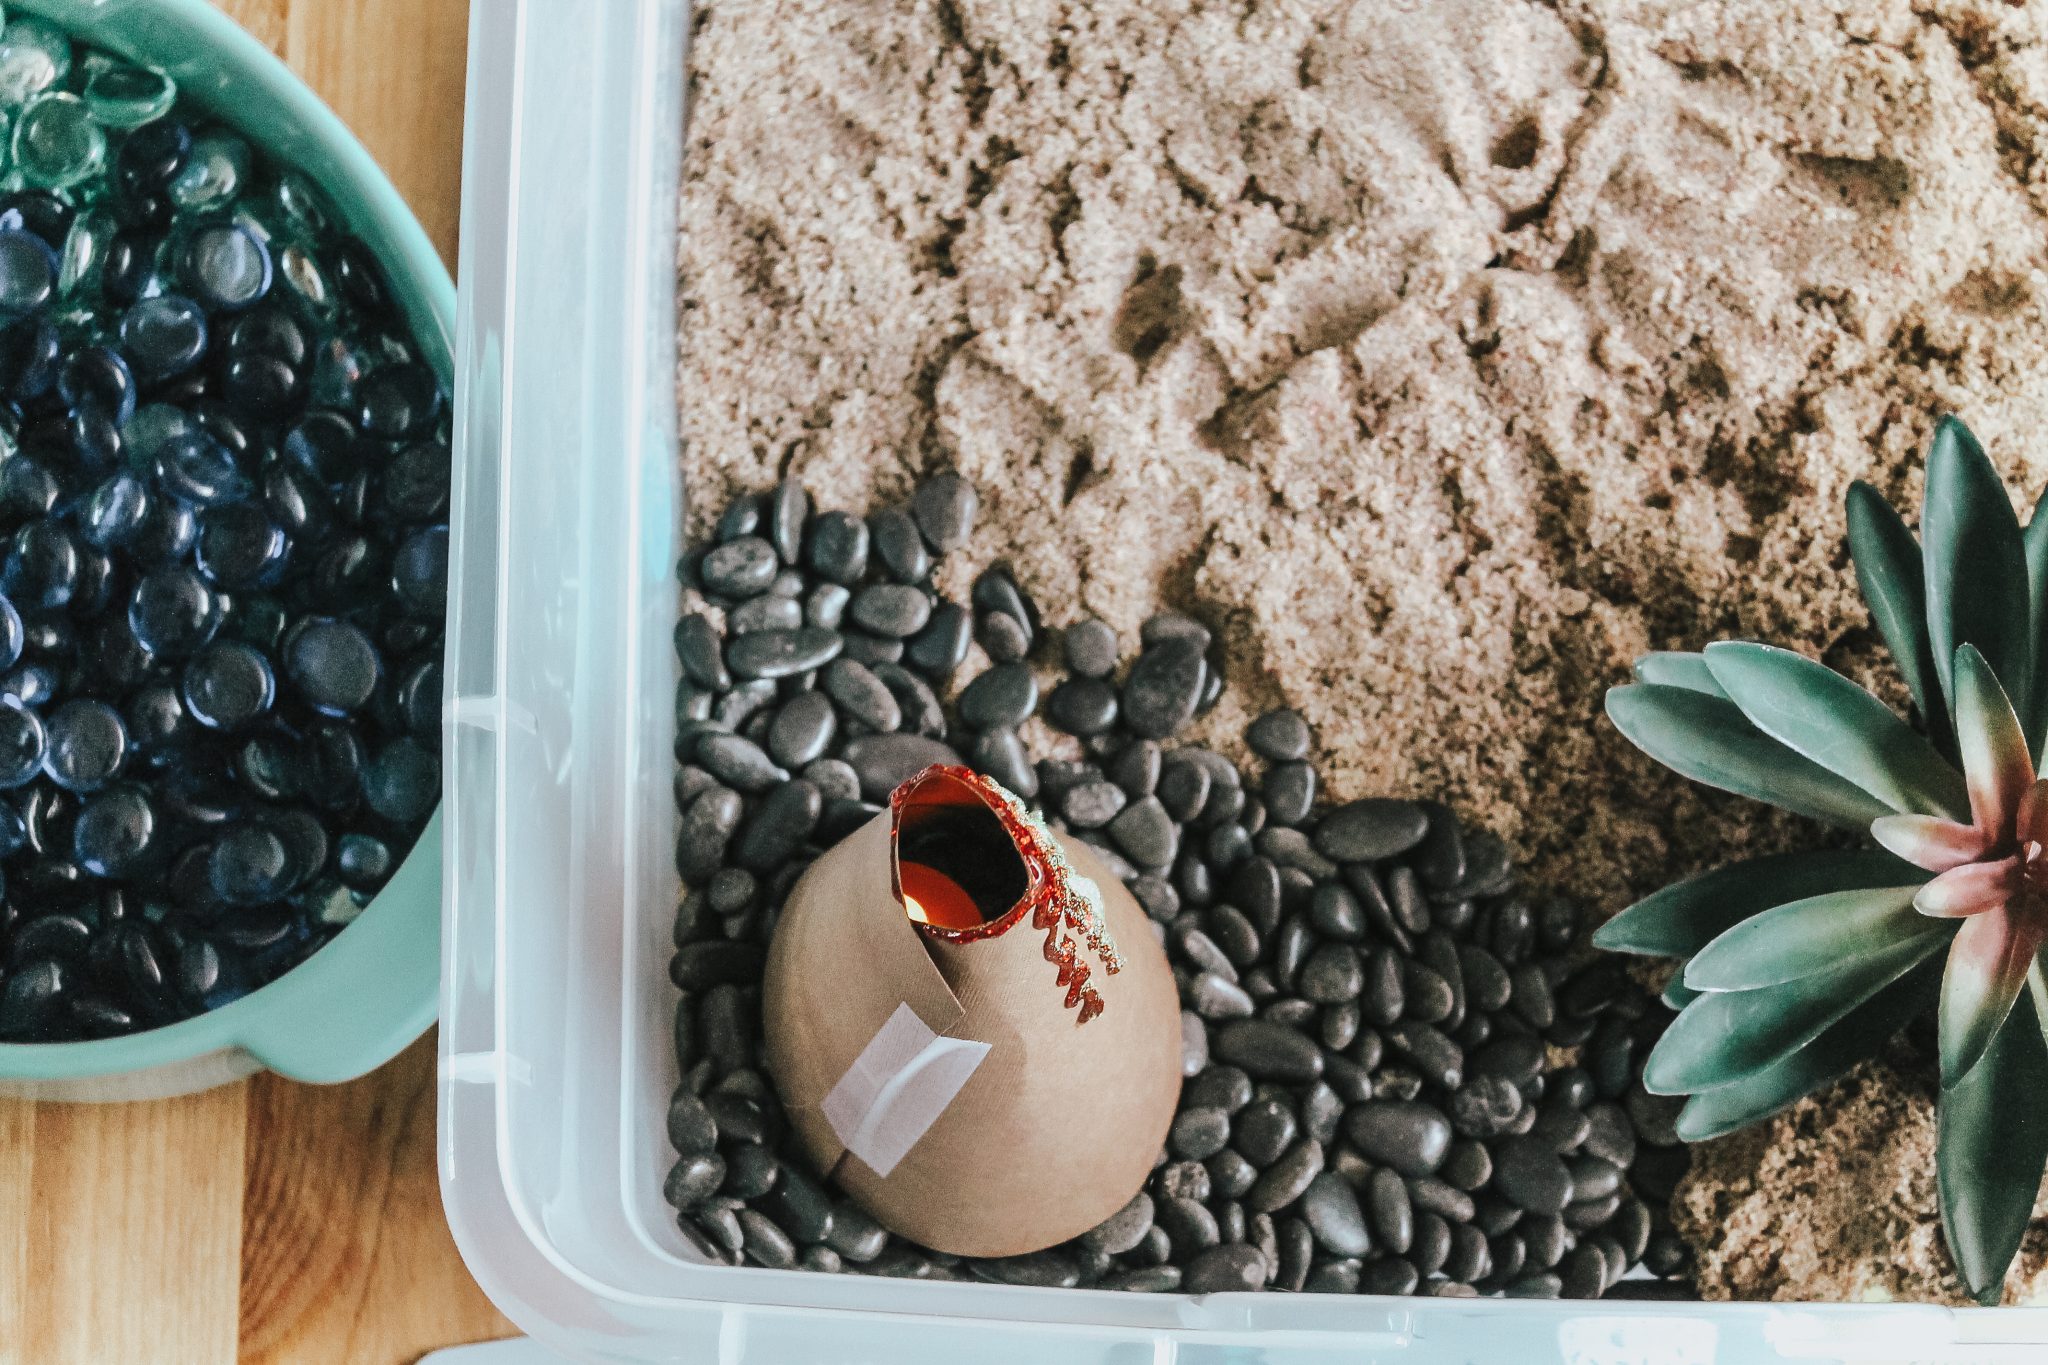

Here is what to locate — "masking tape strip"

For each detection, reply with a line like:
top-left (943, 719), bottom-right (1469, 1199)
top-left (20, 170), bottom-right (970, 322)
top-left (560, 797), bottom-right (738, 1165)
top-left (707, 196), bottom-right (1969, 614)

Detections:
top-left (821, 1002), bottom-right (991, 1178)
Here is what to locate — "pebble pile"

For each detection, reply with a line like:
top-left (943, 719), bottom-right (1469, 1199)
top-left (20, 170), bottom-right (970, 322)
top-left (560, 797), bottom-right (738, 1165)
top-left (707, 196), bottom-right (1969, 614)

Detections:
top-left (667, 474), bottom-right (1693, 1298)
top-left (0, 19), bottom-right (447, 1042)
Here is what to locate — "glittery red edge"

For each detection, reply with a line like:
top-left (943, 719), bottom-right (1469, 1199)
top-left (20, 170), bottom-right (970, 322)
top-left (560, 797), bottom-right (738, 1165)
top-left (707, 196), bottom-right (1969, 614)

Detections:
top-left (891, 764), bottom-right (1116, 1023)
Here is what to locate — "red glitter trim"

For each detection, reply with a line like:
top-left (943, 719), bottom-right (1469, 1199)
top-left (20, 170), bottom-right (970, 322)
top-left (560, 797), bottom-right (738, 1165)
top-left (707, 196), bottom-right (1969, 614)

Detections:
top-left (893, 764), bottom-right (1119, 1024)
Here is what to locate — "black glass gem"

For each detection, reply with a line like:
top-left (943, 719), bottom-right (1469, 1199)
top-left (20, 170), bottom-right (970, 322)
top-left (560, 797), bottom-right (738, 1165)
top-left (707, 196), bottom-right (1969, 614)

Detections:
top-left (356, 362), bottom-right (440, 440)
top-left (0, 191), bottom-right (73, 250)
top-left (0, 228), bottom-right (58, 321)
top-left (57, 345), bottom-right (137, 425)
top-left (2, 521), bottom-right (78, 610)
top-left (208, 823), bottom-right (289, 905)
top-left (80, 473), bottom-right (151, 549)
top-left (194, 504), bottom-right (287, 588)
top-left (390, 525), bottom-right (447, 619)
top-left (182, 640), bottom-right (274, 730)
top-left (41, 699), bottom-right (127, 792)
top-left (283, 617), bottom-right (378, 715)
top-left (154, 429), bottom-right (251, 507)
top-left (116, 121), bottom-right (191, 197)
top-left (363, 737), bottom-right (435, 823)
top-left (118, 295), bottom-right (208, 381)
top-left (0, 701), bottom-right (44, 787)
top-left (127, 567), bottom-right (219, 658)
top-left (177, 223), bottom-right (271, 313)
top-left (72, 787), bottom-right (155, 878)
top-left (280, 410), bottom-right (358, 484)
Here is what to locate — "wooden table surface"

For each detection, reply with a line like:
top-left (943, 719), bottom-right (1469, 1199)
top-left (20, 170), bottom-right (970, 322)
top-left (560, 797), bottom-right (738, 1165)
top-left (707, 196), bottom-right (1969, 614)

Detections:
top-left (0, 2), bottom-right (517, 1361)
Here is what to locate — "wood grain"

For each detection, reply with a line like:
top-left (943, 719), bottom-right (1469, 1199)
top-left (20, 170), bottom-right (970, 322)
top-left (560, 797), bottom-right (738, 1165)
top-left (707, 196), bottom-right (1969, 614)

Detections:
top-left (0, 3), bottom-right (510, 1363)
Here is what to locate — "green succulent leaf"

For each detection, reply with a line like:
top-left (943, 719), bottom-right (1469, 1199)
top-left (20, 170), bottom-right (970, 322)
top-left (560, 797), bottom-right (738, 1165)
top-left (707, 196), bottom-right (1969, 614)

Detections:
top-left (1606, 684), bottom-right (1896, 830)
top-left (1848, 479), bottom-right (1947, 751)
top-left (1702, 641), bottom-right (1969, 820)
top-left (1923, 416), bottom-right (2031, 728)
top-left (1938, 971), bottom-right (2048, 1304)
top-left (2023, 486), bottom-right (2048, 759)
top-left (1594, 848), bottom-right (1922, 959)
top-left (1676, 955), bottom-right (1939, 1142)
top-left (1662, 971), bottom-right (1701, 1011)
top-left (1633, 652), bottom-right (1729, 698)
top-left (1938, 901), bottom-right (2043, 1087)
top-left (1644, 932), bottom-right (1947, 1095)
top-left (1682, 883), bottom-right (1935, 992)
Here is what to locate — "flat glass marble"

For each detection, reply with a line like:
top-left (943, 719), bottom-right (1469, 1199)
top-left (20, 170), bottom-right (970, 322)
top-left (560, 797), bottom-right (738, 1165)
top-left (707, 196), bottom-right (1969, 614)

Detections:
top-left (81, 62), bottom-right (174, 130)
top-left (13, 91), bottom-right (105, 189)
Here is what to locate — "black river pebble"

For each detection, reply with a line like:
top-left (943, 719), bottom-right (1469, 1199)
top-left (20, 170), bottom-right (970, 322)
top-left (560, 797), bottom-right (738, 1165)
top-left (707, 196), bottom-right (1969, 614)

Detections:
top-left (661, 473), bottom-right (1685, 1300)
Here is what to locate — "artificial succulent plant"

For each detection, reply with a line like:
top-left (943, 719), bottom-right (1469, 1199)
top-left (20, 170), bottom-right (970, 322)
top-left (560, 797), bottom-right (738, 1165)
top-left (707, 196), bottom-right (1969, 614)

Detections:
top-left (1598, 416), bottom-right (2048, 1302)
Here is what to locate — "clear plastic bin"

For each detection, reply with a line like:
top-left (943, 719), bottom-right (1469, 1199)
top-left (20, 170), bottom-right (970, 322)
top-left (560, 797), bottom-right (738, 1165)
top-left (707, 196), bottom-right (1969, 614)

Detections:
top-left (437, 3), bottom-right (2048, 1359)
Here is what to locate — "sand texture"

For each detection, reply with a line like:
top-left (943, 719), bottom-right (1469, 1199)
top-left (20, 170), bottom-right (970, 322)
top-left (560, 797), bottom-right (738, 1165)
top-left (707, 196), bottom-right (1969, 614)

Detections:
top-left (677, 0), bottom-right (2048, 1301)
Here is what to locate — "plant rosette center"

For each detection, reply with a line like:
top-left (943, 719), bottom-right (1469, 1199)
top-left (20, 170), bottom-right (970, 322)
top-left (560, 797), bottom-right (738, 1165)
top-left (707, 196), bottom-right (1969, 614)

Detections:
top-left (1595, 416), bottom-right (2048, 1303)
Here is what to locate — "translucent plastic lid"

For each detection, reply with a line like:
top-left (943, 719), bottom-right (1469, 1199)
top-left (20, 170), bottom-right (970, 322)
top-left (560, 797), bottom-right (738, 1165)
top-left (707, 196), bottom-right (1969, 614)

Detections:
top-left (436, 2), bottom-right (2048, 1359)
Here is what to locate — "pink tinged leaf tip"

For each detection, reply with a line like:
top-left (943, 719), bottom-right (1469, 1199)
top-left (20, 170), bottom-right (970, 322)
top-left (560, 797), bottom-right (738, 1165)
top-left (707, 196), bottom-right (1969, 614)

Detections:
top-left (1915, 858), bottom-right (2020, 918)
top-left (1939, 903), bottom-right (2046, 1085)
top-left (2023, 778), bottom-right (2048, 848)
top-left (1872, 814), bottom-right (1992, 873)
top-left (1953, 645), bottom-right (2033, 839)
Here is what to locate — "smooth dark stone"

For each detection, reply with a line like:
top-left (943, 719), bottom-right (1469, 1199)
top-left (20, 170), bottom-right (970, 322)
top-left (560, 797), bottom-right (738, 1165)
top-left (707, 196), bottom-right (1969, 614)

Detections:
top-left (666, 1090), bottom-right (720, 1156)
top-left (1063, 618), bottom-right (1118, 677)
top-left (1183, 1243), bottom-right (1267, 1294)
top-left (1261, 761), bottom-right (1315, 827)
top-left (1256, 826), bottom-right (1336, 879)
top-left (766, 480), bottom-right (807, 563)
top-left (867, 504), bottom-right (930, 582)
top-left (738, 1210), bottom-right (798, 1270)
top-left (1385, 1022), bottom-right (1462, 1090)
top-left (1295, 1171), bottom-right (1368, 1257)
top-left (665, 1154), bottom-right (727, 1210)
top-left (767, 691), bottom-right (836, 769)
top-left (1202, 1149), bottom-right (1255, 1202)
top-left (804, 583), bottom-right (849, 631)
top-left (826, 1204), bottom-right (889, 1263)
top-left (1245, 1146), bottom-right (1327, 1219)
top-left (1246, 708), bottom-right (1310, 761)
top-left (1299, 942), bottom-right (1364, 1004)
top-left (911, 473), bottom-right (976, 551)
top-left (848, 583), bottom-right (930, 639)
top-left (1345, 1101), bottom-right (1452, 1178)
top-left (1359, 1258), bottom-right (1420, 1296)
top-left (1471, 1034), bottom-right (1545, 1088)
top-left (1447, 1075), bottom-right (1524, 1140)
top-left (1045, 676), bottom-right (1118, 735)
top-left (1626, 1086), bottom-right (1684, 1149)
top-left (1121, 638), bottom-right (1204, 740)
top-left (841, 733), bottom-right (961, 800)
top-left (821, 658), bottom-right (902, 733)
top-left (905, 602), bottom-right (970, 676)
top-left (1062, 779), bottom-right (1125, 829)
top-left (727, 627), bottom-right (843, 681)
top-left (1169, 1107), bottom-right (1232, 1161)
top-left (969, 726), bottom-right (1035, 798)
top-left (1313, 799), bottom-right (1429, 863)
top-left (977, 609), bottom-right (1029, 664)
top-left (1108, 794), bottom-right (1176, 869)
top-left (1305, 1259), bottom-right (1362, 1295)
top-left (730, 593), bottom-right (801, 634)
top-left (700, 536), bottom-right (779, 597)
top-left (1156, 1195), bottom-right (1221, 1255)
top-left (1232, 1098), bottom-right (1298, 1167)
top-left (1492, 1136), bottom-right (1575, 1215)
top-left (734, 780), bottom-right (821, 871)
top-left (697, 734), bottom-right (787, 794)
top-left (677, 787), bottom-right (743, 883)
top-left (804, 510), bottom-right (869, 585)
top-left (759, 1163), bottom-right (835, 1245)
top-left (1151, 759), bottom-right (1210, 829)
top-left (1214, 1020), bottom-right (1322, 1083)
top-left (1582, 1102), bottom-right (1637, 1169)
top-left (1081, 1192), bottom-right (1155, 1256)
top-left (1188, 971), bottom-right (1255, 1021)
top-left (958, 661), bottom-right (1037, 730)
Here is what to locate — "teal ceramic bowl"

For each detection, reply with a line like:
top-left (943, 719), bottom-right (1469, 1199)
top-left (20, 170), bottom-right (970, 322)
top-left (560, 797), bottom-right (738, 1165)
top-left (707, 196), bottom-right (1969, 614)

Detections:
top-left (0, 0), bottom-right (451, 1101)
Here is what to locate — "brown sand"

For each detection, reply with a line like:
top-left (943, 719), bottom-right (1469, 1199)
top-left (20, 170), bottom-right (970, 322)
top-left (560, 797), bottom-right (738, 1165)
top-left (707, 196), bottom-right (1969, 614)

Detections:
top-left (677, 0), bottom-right (2048, 1301)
